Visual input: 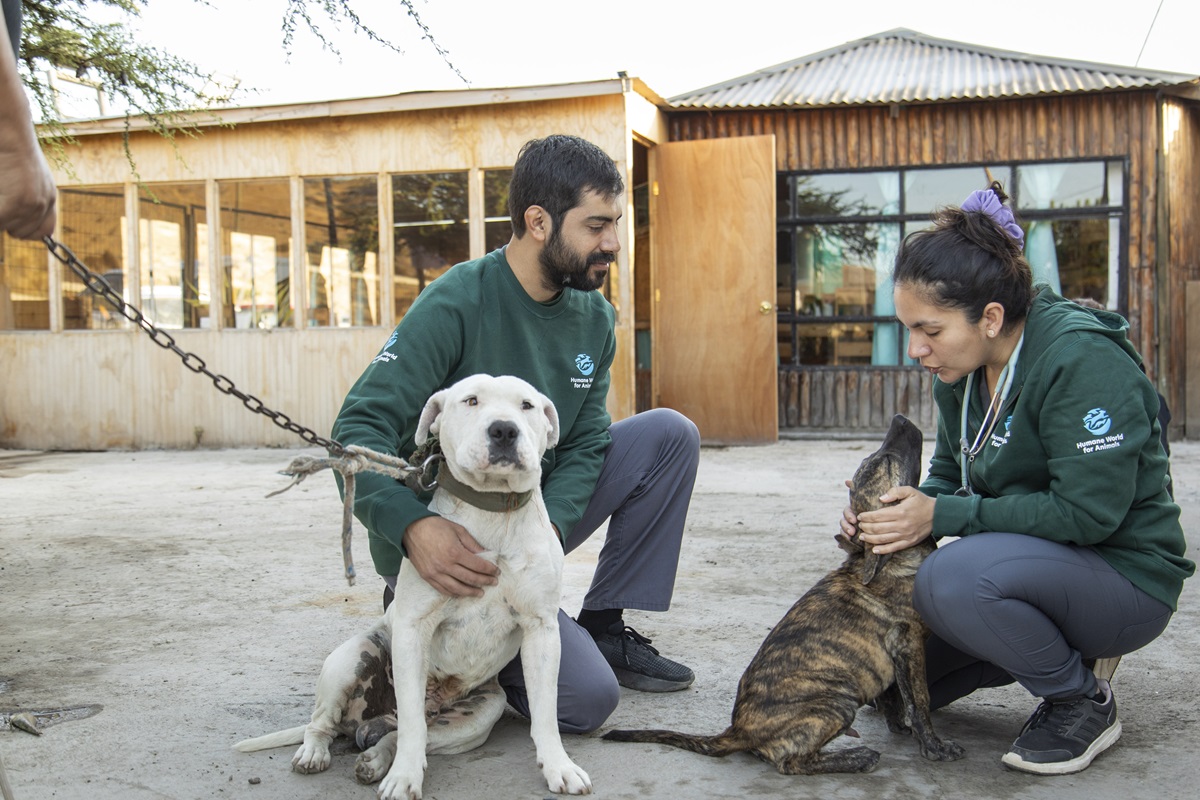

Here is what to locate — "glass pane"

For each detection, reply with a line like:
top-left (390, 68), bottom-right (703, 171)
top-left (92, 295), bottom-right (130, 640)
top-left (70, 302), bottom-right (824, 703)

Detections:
top-left (1046, 218), bottom-right (1111, 306)
top-left (0, 234), bottom-right (50, 330)
top-left (776, 173), bottom-right (792, 218)
top-left (484, 169), bottom-right (512, 252)
top-left (794, 223), bottom-right (885, 316)
top-left (303, 176), bottom-right (379, 327)
top-left (218, 179), bottom-right (292, 329)
top-left (1017, 162), bottom-right (1112, 209)
top-left (393, 172), bottom-right (468, 317)
top-left (786, 221), bottom-right (905, 367)
top-left (138, 183), bottom-right (208, 329)
top-left (60, 186), bottom-right (127, 330)
top-left (797, 172), bottom-right (899, 216)
top-left (904, 166), bottom-right (1012, 213)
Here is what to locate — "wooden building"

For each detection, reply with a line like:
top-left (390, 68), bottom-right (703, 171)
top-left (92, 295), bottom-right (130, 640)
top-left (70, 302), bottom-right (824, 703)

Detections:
top-left (3, 29), bottom-right (1198, 449)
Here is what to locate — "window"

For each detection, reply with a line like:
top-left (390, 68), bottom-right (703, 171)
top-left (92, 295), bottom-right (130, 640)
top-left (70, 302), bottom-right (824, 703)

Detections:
top-left (483, 169), bottom-right (512, 253)
top-left (218, 179), bottom-right (292, 329)
top-left (1016, 162), bottom-right (1123, 309)
top-left (303, 176), bottom-right (379, 327)
top-left (392, 172), bottom-right (468, 317)
top-left (777, 160), bottom-right (1125, 367)
top-left (60, 186), bottom-right (127, 330)
top-left (0, 234), bottom-right (50, 330)
top-left (138, 183), bottom-right (209, 329)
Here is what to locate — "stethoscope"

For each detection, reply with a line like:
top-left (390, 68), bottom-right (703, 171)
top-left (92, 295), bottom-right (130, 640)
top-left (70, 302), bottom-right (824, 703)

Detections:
top-left (957, 332), bottom-right (1025, 497)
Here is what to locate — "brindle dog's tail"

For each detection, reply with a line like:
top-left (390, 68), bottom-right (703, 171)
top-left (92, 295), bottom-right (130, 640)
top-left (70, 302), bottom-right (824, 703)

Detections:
top-left (602, 726), bottom-right (750, 757)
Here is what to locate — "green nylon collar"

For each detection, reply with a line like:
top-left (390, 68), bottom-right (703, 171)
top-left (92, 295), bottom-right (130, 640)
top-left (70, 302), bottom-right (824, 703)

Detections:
top-left (434, 463), bottom-right (534, 512)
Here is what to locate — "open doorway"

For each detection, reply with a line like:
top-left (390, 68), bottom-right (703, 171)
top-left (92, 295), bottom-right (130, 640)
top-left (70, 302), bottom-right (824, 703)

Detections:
top-left (632, 139), bottom-right (652, 413)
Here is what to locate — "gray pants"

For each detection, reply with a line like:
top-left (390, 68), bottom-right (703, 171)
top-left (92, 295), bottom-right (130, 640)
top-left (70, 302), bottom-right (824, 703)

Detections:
top-left (388, 408), bottom-right (700, 733)
top-left (914, 532), bottom-right (1173, 709)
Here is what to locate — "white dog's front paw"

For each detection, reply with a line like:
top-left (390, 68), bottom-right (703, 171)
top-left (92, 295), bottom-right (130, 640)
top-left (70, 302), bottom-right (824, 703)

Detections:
top-left (291, 738), bottom-right (332, 774)
top-left (543, 758), bottom-right (592, 795)
top-left (376, 765), bottom-right (425, 800)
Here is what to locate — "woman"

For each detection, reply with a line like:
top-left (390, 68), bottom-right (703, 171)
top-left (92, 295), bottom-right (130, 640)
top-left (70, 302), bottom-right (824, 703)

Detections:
top-left (844, 182), bottom-right (1192, 776)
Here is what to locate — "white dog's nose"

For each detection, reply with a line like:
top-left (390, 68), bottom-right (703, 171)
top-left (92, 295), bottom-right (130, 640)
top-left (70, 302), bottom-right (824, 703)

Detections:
top-left (488, 420), bottom-right (519, 450)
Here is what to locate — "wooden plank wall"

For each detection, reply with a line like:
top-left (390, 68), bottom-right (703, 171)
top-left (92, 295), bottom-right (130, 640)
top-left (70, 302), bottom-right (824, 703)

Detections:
top-left (670, 92), bottom-right (1165, 384)
top-left (1165, 98), bottom-right (1200, 438)
top-left (1188, 282), bottom-right (1200, 440)
top-left (0, 329), bottom-right (386, 450)
top-left (778, 367), bottom-right (935, 432)
top-left (1, 91), bottom-right (657, 450)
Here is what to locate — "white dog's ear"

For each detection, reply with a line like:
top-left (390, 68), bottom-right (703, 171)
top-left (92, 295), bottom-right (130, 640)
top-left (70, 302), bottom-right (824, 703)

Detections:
top-left (541, 393), bottom-right (560, 450)
top-left (415, 389), bottom-right (448, 445)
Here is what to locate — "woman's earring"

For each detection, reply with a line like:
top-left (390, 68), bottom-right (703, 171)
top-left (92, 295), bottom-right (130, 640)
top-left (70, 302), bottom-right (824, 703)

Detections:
top-left (987, 329), bottom-right (996, 337)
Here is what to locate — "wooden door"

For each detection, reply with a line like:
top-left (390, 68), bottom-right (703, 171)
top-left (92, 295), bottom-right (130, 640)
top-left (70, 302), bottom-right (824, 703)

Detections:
top-left (650, 136), bottom-right (778, 444)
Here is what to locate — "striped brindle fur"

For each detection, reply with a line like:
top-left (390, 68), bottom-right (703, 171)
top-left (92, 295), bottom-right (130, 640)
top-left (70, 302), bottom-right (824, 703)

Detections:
top-left (604, 414), bottom-right (964, 774)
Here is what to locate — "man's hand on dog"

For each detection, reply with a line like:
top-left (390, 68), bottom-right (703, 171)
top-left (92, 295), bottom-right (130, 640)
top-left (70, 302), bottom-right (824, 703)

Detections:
top-left (841, 482), bottom-right (935, 555)
top-left (403, 517), bottom-right (500, 597)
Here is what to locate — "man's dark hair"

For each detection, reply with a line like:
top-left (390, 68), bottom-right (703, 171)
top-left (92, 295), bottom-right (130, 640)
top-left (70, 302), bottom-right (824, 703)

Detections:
top-left (507, 135), bottom-right (624, 238)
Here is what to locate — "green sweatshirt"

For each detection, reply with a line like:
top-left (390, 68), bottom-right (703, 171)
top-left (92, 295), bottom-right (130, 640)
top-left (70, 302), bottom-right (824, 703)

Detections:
top-left (921, 286), bottom-right (1193, 610)
top-left (331, 247), bottom-right (616, 577)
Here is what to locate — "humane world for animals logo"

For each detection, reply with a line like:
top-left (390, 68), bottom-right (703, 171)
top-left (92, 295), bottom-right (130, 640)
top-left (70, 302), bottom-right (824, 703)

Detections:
top-left (1076, 408), bottom-right (1123, 454)
top-left (570, 353), bottom-right (595, 390)
top-left (372, 331), bottom-right (399, 365)
top-left (1083, 408), bottom-right (1112, 436)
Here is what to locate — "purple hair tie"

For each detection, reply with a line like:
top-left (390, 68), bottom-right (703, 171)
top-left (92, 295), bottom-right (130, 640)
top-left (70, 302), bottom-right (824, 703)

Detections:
top-left (961, 188), bottom-right (1024, 248)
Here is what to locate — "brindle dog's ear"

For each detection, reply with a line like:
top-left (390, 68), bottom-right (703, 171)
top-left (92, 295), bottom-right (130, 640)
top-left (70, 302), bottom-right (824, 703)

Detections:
top-left (860, 549), bottom-right (893, 585)
top-left (835, 532), bottom-right (862, 554)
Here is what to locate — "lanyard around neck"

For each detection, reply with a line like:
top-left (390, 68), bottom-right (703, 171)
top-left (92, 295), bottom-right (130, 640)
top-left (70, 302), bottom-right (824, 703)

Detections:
top-left (958, 332), bottom-right (1024, 496)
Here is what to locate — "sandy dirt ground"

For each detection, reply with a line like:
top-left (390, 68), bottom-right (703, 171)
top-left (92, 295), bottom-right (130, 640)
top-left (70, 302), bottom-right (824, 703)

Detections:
top-left (1, 437), bottom-right (1197, 800)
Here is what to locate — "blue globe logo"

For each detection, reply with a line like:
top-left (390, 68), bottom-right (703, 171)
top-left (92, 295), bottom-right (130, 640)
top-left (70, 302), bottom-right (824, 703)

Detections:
top-left (575, 354), bottom-right (595, 376)
top-left (1083, 408), bottom-right (1112, 436)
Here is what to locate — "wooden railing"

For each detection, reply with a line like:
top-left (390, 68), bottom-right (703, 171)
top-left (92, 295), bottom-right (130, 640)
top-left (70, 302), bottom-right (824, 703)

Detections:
top-left (779, 366), bottom-right (936, 432)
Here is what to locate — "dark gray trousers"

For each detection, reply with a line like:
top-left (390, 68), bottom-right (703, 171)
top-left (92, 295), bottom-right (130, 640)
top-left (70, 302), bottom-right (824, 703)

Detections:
top-left (913, 532), bottom-right (1173, 709)
top-left (499, 408), bottom-right (699, 732)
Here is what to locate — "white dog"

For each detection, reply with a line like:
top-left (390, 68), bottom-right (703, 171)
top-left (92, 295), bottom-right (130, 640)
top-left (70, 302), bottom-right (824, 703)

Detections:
top-left (234, 374), bottom-right (591, 799)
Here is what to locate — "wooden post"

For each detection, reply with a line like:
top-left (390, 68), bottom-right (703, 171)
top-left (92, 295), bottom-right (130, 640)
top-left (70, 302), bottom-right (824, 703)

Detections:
top-left (1187, 282), bottom-right (1200, 439)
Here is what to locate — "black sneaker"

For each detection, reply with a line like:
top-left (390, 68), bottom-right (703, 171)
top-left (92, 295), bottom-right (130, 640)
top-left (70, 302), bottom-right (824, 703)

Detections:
top-left (1001, 680), bottom-right (1122, 775)
top-left (593, 624), bottom-right (695, 692)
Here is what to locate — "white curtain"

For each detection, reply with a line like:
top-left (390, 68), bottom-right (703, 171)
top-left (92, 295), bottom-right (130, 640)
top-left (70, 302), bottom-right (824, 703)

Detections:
top-left (1020, 166), bottom-right (1067, 292)
top-left (871, 176), bottom-right (902, 365)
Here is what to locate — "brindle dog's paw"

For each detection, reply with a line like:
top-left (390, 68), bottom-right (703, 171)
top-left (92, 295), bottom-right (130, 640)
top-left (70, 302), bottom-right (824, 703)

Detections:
top-left (921, 737), bottom-right (966, 761)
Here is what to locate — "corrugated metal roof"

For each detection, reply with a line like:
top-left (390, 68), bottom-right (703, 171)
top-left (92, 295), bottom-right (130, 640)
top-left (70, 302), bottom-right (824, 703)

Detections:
top-left (669, 29), bottom-right (1198, 109)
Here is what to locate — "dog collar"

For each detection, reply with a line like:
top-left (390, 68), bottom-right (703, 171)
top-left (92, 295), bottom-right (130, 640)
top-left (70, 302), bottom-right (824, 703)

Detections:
top-left (434, 465), bottom-right (534, 512)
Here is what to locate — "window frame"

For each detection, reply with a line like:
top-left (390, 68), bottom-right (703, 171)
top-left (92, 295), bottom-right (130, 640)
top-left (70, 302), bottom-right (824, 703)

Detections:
top-left (776, 157), bottom-right (1129, 368)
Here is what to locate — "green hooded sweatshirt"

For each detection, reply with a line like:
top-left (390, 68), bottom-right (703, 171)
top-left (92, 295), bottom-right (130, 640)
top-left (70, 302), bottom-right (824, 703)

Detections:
top-left (331, 247), bottom-right (616, 577)
top-left (921, 286), bottom-right (1193, 610)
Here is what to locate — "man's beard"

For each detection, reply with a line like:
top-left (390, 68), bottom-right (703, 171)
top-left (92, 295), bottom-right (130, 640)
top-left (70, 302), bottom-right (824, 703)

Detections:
top-left (539, 231), bottom-right (613, 293)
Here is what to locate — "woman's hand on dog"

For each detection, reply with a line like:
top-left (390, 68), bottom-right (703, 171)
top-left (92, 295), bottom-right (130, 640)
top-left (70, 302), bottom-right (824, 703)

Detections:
top-left (403, 516), bottom-right (501, 597)
top-left (841, 483), bottom-right (935, 555)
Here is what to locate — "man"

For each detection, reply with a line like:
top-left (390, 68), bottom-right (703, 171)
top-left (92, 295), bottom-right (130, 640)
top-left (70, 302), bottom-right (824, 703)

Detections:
top-left (332, 134), bottom-right (699, 733)
top-left (0, 0), bottom-right (57, 240)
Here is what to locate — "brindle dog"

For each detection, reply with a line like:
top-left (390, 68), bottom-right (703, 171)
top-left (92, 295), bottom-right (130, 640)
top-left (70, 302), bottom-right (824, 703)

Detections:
top-left (604, 414), bottom-right (965, 774)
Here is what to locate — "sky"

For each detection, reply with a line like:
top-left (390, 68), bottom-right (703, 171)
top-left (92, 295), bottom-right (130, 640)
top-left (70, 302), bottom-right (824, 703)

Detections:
top-left (121, 0), bottom-right (1199, 108)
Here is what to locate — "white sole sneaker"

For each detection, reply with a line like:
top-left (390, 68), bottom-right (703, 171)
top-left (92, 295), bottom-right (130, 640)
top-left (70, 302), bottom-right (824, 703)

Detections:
top-left (1001, 719), bottom-right (1122, 775)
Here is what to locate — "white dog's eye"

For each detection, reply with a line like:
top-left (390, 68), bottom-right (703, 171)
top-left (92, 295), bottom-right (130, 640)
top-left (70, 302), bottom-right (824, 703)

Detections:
top-left (521, 400), bottom-right (534, 410)
top-left (464, 396), bottom-right (478, 406)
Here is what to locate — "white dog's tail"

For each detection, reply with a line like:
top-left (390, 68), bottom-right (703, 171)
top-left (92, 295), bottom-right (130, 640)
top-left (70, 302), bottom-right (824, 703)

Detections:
top-left (232, 725), bottom-right (308, 752)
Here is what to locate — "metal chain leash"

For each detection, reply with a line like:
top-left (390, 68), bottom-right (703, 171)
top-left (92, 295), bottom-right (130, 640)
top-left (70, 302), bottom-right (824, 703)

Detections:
top-left (38, 235), bottom-right (453, 585)
top-left (42, 235), bottom-right (346, 456)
